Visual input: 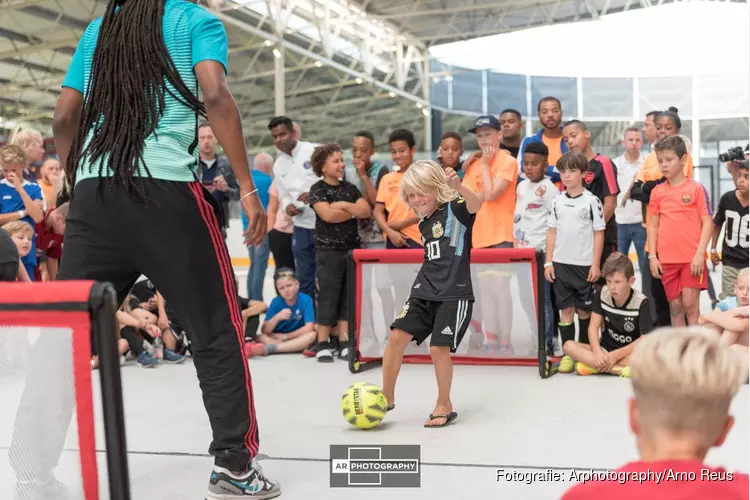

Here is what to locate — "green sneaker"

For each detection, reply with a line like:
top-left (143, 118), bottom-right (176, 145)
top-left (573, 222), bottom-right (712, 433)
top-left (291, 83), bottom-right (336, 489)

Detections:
top-left (617, 366), bottom-right (632, 379)
top-left (558, 355), bottom-right (575, 374)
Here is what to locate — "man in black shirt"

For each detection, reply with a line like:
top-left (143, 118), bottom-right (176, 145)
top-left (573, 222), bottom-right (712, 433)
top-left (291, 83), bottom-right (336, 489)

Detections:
top-left (711, 161), bottom-right (749, 299)
top-left (562, 120), bottom-right (620, 280)
top-left (499, 109), bottom-right (523, 158)
top-left (308, 144), bottom-right (371, 362)
top-left (383, 161), bottom-right (481, 428)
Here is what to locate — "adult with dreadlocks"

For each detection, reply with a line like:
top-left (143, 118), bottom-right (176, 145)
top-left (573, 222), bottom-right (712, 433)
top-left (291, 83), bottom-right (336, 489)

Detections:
top-left (8, 1), bottom-right (280, 499)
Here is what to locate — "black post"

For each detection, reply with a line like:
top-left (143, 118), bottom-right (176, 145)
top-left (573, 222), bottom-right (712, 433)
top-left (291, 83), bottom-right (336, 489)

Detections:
top-left (536, 250), bottom-right (548, 379)
top-left (90, 282), bottom-right (131, 500)
top-left (431, 109), bottom-right (443, 154)
top-left (347, 250), bottom-right (358, 373)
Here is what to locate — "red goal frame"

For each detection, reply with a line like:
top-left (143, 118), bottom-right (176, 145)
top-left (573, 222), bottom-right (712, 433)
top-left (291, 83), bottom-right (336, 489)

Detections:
top-left (347, 248), bottom-right (547, 377)
top-left (0, 281), bottom-right (131, 500)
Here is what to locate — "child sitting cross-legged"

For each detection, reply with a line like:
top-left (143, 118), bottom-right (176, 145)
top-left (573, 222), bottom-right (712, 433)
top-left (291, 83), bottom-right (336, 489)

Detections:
top-left (561, 252), bottom-right (653, 378)
top-left (699, 268), bottom-right (749, 352)
top-left (246, 268), bottom-right (316, 358)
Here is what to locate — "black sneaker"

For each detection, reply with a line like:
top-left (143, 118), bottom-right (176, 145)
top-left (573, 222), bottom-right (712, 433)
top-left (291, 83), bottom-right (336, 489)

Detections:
top-left (314, 341), bottom-right (334, 363)
top-left (337, 346), bottom-right (349, 361)
top-left (206, 460), bottom-right (281, 499)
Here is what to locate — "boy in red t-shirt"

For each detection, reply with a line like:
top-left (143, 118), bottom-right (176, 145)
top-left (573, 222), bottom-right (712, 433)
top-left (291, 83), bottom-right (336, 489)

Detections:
top-left (562, 328), bottom-right (749, 500)
top-left (647, 136), bottom-right (713, 326)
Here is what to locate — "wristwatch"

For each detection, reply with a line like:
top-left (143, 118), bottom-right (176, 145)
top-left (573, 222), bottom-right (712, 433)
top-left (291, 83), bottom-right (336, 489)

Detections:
top-left (544, 262), bottom-right (553, 269)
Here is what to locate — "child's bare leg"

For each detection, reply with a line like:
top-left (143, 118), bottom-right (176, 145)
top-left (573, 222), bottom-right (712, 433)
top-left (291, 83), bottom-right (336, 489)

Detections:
top-left (337, 320), bottom-right (348, 342)
top-left (425, 345), bottom-right (454, 426)
top-left (161, 328), bottom-right (177, 351)
top-left (118, 338), bottom-right (129, 356)
top-left (317, 324), bottom-right (332, 344)
top-left (720, 329), bottom-right (740, 346)
top-left (479, 277), bottom-right (500, 345)
top-left (681, 288), bottom-right (701, 325)
top-left (276, 331), bottom-right (316, 353)
top-left (669, 298), bottom-right (686, 327)
top-left (382, 329), bottom-right (412, 408)
top-left (562, 341), bottom-right (594, 364)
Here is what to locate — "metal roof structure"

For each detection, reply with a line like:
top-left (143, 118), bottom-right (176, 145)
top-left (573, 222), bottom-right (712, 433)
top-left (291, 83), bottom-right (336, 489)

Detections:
top-left (0, 0), bottom-right (744, 152)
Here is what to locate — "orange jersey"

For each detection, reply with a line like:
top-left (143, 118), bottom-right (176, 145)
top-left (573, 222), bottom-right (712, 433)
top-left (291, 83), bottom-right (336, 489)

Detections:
top-left (375, 170), bottom-right (421, 244)
top-left (462, 151), bottom-right (518, 248)
top-left (648, 179), bottom-right (711, 264)
top-left (638, 150), bottom-right (694, 248)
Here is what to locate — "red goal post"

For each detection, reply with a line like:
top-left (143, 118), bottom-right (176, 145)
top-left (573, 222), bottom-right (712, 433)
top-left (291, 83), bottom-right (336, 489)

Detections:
top-left (346, 247), bottom-right (548, 378)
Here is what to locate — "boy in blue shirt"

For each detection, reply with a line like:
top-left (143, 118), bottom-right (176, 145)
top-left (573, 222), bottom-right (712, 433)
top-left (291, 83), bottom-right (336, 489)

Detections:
top-left (247, 268), bottom-right (316, 357)
top-left (0, 145), bottom-right (43, 280)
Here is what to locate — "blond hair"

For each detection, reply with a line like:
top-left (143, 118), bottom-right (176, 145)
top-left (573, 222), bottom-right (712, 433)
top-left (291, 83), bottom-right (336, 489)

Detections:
top-left (9, 128), bottom-right (42, 151)
top-left (736, 268), bottom-right (749, 283)
top-left (399, 160), bottom-right (457, 207)
top-left (630, 328), bottom-right (748, 447)
top-left (0, 145), bottom-right (29, 169)
top-left (2, 220), bottom-right (34, 238)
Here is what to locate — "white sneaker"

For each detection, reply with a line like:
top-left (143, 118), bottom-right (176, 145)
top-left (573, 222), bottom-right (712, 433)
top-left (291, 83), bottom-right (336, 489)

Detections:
top-left (206, 459), bottom-right (281, 499)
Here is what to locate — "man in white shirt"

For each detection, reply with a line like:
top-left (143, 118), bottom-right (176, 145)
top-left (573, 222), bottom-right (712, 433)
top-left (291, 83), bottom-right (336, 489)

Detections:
top-left (614, 127), bottom-right (647, 287)
top-left (268, 116), bottom-right (319, 300)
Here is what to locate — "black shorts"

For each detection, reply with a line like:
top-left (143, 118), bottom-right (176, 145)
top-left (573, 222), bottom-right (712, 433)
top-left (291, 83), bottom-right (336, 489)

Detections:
top-left (390, 297), bottom-right (473, 353)
top-left (315, 249), bottom-right (349, 326)
top-left (553, 263), bottom-right (595, 311)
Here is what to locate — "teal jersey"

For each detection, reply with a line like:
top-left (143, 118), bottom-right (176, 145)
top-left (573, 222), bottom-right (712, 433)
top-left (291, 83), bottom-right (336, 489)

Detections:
top-left (62, 0), bottom-right (229, 184)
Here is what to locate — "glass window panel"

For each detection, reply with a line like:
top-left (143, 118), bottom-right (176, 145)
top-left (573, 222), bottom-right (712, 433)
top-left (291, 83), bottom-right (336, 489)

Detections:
top-left (582, 78), bottom-right (633, 118)
top-left (697, 74), bottom-right (749, 117)
top-left (486, 72), bottom-right (526, 117)
top-left (530, 76), bottom-right (578, 117)
top-left (450, 69), bottom-right (483, 113)
top-left (638, 77), bottom-right (693, 117)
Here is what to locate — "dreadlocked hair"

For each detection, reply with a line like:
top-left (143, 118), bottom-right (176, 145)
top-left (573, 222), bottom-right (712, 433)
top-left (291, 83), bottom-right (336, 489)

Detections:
top-left (66, 0), bottom-right (206, 198)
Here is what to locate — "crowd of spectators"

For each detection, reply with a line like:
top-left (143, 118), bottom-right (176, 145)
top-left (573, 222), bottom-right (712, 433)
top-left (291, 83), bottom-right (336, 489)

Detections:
top-left (0, 96), bottom-right (748, 370)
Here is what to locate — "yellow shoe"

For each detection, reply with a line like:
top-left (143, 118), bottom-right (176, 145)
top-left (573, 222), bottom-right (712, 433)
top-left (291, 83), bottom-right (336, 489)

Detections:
top-left (616, 366), bottom-right (632, 379)
top-left (558, 355), bottom-right (575, 374)
top-left (575, 362), bottom-right (599, 376)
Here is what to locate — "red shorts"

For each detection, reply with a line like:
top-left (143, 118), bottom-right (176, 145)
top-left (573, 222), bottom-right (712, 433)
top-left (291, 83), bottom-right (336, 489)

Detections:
top-left (661, 262), bottom-right (708, 302)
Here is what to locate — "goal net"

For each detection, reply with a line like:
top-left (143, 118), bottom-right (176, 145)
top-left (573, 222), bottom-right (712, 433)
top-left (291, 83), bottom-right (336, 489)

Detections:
top-left (0, 281), bottom-right (130, 500)
top-left (348, 248), bottom-right (546, 375)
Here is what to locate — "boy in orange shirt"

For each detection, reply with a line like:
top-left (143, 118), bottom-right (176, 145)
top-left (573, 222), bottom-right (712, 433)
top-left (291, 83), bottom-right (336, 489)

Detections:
top-left (374, 129), bottom-right (422, 335)
top-left (461, 115), bottom-right (519, 354)
top-left (562, 328), bottom-right (749, 500)
top-left (647, 136), bottom-right (713, 326)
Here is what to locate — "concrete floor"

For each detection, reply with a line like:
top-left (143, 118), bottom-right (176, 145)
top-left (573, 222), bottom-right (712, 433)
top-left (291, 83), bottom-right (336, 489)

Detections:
top-left (0, 266), bottom-right (747, 500)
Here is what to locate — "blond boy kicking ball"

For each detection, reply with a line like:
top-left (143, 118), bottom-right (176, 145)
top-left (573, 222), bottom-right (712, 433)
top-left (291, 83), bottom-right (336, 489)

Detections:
top-left (562, 328), bottom-right (749, 499)
top-left (561, 252), bottom-right (653, 377)
top-left (382, 160), bottom-right (481, 428)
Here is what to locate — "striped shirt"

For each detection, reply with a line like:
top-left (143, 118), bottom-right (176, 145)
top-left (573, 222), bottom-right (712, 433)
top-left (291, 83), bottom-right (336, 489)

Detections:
top-left (62, 0), bottom-right (229, 184)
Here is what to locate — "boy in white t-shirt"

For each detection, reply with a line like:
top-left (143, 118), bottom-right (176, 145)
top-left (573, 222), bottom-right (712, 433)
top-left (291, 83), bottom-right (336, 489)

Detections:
top-left (514, 141), bottom-right (559, 354)
top-left (544, 152), bottom-right (605, 372)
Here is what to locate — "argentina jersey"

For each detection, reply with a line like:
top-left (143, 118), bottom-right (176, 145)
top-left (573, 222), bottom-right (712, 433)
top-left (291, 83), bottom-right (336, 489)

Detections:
top-left (410, 198), bottom-right (475, 301)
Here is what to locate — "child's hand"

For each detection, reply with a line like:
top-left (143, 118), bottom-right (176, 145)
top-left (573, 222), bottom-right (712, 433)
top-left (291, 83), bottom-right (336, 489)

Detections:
top-left (544, 264), bottom-right (555, 283)
top-left (6, 171), bottom-right (22, 191)
top-left (444, 168), bottom-right (462, 190)
top-left (276, 308), bottom-right (292, 321)
top-left (587, 264), bottom-right (601, 283)
top-left (145, 324), bottom-right (161, 338)
top-left (690, 253), bottom-right (705, 277)
top-left (462, 152), bottom-right (480, 170)
top-left (592, 348), bottom-right (609, 371)
top-left (388, 230), bottom-right (407, 248)
top-left (649, 257), bottom-right (663, 279)
top-left (710, 250), bottom-right (721, 266)
top-left (480, 146), bottom-right (496, 165)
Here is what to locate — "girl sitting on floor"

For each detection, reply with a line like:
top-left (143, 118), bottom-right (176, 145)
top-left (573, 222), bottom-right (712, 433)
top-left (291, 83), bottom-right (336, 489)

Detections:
top-left (246, 268), bottom-right (316, 358)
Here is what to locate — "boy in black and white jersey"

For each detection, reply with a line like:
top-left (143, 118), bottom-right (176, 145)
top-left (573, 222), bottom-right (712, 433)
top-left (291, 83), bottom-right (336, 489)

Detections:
top-left (561, 252), bottom-right (653, 377)
top-left (544, 152), bottom-right (605, 373)
top-left (383, 160), bottom-right (481, 428)
top-left (711, 160), bottom-right (749, 300)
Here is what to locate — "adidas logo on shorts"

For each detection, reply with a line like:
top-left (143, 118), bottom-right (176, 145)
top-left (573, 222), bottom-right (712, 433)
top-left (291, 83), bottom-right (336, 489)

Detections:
top-left (441, 326), bottom-right (453, 336)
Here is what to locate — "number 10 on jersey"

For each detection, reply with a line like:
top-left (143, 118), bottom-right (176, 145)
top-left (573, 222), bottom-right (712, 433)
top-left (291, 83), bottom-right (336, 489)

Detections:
top-left (426, 240), bottom-right (441, 261)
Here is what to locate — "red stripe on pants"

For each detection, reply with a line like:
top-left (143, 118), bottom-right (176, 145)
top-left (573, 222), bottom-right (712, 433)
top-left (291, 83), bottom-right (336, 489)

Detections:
top-left (188, 182), bottom-right (259, 459)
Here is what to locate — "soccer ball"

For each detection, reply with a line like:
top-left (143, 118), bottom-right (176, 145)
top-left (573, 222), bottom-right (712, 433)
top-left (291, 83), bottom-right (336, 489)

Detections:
top-left (341, 382), bottom-right (388, 429)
